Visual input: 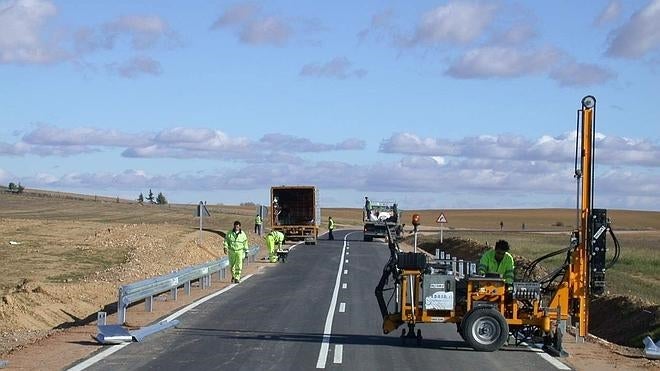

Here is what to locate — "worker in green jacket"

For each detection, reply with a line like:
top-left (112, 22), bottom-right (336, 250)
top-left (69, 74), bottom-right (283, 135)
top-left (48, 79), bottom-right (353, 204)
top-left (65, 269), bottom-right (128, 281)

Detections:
top-left (478, 240), bottom-right (515, 284)
top-left (223, 220), bottom-right (249, 283)
top-left (254, 214), bottom-right (263, 235)
top-left (328, 216), bottom-right (335, 240)
top-left (265, 230), bottom-right (285, 263)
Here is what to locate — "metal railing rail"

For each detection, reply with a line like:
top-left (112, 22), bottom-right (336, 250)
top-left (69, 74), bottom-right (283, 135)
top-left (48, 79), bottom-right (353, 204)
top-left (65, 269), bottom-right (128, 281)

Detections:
top-left (117, 246), bottom-right (260, 324)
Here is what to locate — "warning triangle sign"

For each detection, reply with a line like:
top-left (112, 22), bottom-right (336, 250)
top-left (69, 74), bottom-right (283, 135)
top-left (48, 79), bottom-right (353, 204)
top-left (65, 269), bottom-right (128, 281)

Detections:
top-left (436, 213), bottom-right (447, 223)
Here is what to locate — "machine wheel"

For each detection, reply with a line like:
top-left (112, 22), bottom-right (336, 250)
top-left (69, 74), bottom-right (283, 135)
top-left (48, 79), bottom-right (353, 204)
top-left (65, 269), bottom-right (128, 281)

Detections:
top-left (457, 322), bottom-right (467, 342)
top-left (463, 308), bottom-right (509, 352)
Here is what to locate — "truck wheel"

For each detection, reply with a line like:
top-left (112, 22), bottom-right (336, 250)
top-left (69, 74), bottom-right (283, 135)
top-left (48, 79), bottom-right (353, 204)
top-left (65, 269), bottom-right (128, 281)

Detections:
top-left (463, 308), bottom-right (508, 352)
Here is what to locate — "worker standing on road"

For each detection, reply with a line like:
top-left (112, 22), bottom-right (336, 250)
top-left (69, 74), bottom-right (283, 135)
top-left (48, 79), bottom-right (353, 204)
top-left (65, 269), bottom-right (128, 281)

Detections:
top-left (265, 230), bottom-right (285, 263)
top-left (223, 221), bottom-right (249, 283)
top-left (364, 196), bottom-right (372, 221)
top-left (328, 216), bottom-right (335, 240)
top-left (254, 214), bottom-right (262, 235)
top-left (478, 240), bottom-right (515, 284)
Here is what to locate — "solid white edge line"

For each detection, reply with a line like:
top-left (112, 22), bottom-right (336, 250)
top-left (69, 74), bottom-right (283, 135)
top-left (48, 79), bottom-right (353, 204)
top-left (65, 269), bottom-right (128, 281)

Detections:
top-left (316, 232), bottom-right (356, 369)
top-left (339, 303), bottom-right (346, 313)
top-left (66, 343), bottom-right (130, 371)
top-left (537, 352), bottom-right (572, 370)
top-left (520, 342), bottom-right (571, 370)
top-left (67, 274), bottom-right (255, 371)
top-left (333, 344), bottom-right (343, 364)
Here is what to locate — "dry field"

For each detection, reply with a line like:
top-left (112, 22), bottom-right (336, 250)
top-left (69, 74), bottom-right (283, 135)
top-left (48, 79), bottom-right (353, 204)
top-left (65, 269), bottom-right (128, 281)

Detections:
top-left (0, 189), bottom-right (658, 365)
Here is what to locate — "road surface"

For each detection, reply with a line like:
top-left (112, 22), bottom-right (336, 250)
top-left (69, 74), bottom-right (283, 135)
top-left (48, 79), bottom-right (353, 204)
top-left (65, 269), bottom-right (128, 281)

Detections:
top-left (81, 230), bottom-right (569, 371)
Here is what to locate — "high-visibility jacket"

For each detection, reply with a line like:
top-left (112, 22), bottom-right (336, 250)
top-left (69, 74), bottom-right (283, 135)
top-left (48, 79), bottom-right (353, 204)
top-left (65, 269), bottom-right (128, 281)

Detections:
top-left (478, 249), bottom-right (515, 284)
top-left (328, 219), bottom-right (335, 230)
top-left (255, 215), bottom-right (262, 225)
top-left (224, 230), bottom-right (248, 252)
top-left (268, 230), bottom-right (285, 244)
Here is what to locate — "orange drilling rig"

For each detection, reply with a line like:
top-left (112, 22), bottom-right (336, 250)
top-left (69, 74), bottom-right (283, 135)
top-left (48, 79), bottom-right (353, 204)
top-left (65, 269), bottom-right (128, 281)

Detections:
top-left (375, 95), bottom-right (621, 353)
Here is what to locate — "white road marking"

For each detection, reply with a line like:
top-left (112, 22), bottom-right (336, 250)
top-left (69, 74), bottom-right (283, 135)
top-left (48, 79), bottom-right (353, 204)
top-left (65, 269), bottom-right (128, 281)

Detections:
top-left (346, 252), bottom-right (349, 255)
top-left (520, 342), bottom-right (572, 370)
top-left (342, 283), bottom-right (347, 289)
top-left (67, 274), bottom-right (255, 371)
top-left (339, 303), bottom-right (346, 313)
top-left (333, 344), bottom-right (343, 364)
top-left (316, 232), bottom-right (358, 369)
top-left (345, 259), bottom-right (349, 263)
top-left (343, 270), bottom-right (348, 275)
top-left (537, 353), bottom-right (571, 370)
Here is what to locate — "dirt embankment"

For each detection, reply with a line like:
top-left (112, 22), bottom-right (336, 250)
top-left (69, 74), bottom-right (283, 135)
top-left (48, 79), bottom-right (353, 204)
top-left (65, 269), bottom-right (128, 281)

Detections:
top-left (0, 222), bottom-right (263, 356)
top-left (409, 235), bottom-right (659, 349)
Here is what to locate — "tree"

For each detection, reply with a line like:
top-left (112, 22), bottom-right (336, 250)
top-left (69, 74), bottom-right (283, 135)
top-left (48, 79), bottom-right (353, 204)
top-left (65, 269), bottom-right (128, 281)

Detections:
top-left (7, 182), bottom-right (24, 194)
top-left (137, 193), bottom-right (144, 204)
top-left (146, 189), bottom-right (155, 204)
top-left (156, 192), bottom-right (168, 205)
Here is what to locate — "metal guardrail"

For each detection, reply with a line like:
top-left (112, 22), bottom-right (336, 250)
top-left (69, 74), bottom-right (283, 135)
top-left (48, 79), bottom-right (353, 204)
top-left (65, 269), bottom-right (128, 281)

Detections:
top-left (117, 246), bottom-right (260, 324)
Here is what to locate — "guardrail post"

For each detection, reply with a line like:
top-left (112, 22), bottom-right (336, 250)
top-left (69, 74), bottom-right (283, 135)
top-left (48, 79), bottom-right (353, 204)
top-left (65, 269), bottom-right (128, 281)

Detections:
top-left (117, 288), bottom-right (126, 325)
top-left (171, 287), bottom-right (178, 301)
top-left (185, 281), bottom-right (191, 295)
top-left (207, 274), bottom-right (212, 287)
top-left (220, 268), bottom-right (226, 280)
top-left (145, 295), bottom-right (154, 312)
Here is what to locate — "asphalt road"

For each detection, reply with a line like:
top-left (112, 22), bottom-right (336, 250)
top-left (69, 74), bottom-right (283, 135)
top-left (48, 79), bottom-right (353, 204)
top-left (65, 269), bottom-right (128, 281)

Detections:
top-left (82, 230), bottom-right (569, 371)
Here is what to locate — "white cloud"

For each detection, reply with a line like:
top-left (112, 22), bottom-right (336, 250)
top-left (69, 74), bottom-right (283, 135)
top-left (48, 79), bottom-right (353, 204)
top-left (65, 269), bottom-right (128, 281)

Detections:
top-left (211, 2), bottom-right (260, 29)
top-left (550, 61), bottom-right (616, 87)
top-left (409, 1), bottom-right (498, 46)
top-left (211, 3), bottom-right (299, 47)
top-left (259, 133), bottom-right (365, 152)
top-left (446, 46), bottom-right (560, 79)
top-left (22, 124), bottom-right (149, 147)
top-left (488, 24), bottom-right (536, 46)
top-left (74, 14), bottom-right (177, 53)
top-left (595, 0), bottom-right (622, 26)
top-left (606, 0), bottom-right (660, 58)
top-left (239, 17), bottom-right (291, 46)
top-left (300, 57), bottom-right (367, 80)
top-left (380, 132), bottom-right (660, 167)
top-left (107, 56), bottom-right (162, 78)
top-left (0, 0), bottom-right (65, 64)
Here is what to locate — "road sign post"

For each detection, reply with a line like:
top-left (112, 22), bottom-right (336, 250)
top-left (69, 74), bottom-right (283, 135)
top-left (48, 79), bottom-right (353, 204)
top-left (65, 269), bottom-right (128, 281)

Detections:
top-left (195, 201), bottom-right (211, 245)
top-left (436, 212), bottom-right (448, 244)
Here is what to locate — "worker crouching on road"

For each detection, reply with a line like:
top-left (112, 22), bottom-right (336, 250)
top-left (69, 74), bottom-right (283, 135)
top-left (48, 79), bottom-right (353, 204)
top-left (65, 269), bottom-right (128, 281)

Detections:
top-left (265, 230), bottom-right (285, 263)
top-left (224, 220), bottom-right (249, 283)
top-left (478, 240), bottom-right (515, 284)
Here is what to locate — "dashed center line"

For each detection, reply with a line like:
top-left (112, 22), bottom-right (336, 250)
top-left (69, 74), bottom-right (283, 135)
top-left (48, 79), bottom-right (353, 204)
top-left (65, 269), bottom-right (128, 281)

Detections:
top-left (345, 259), bottom-right (349, 263)
top-left (339, 302), bottom-right (346, 312)
top-left (333, 344), bottom-right (343, 364)
top-left (342, 283), bottom-right (347, 289)
top-left (343, 269), bottom-right (348, 275)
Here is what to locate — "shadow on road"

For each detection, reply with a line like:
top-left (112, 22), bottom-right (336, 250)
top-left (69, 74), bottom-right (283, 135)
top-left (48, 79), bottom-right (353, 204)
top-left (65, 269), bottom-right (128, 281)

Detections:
top-left (173, 327), bottom-right (481, 351)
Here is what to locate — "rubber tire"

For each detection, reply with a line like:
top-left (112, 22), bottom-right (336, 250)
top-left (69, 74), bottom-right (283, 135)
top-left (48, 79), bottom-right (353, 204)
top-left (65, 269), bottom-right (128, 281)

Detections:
top-left (462, 307), bottom-right (509, 352)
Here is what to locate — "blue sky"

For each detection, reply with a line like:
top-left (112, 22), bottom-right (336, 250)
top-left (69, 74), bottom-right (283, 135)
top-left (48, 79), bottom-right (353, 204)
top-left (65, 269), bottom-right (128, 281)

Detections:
top-left (1, 0), bottom-right (659, 210)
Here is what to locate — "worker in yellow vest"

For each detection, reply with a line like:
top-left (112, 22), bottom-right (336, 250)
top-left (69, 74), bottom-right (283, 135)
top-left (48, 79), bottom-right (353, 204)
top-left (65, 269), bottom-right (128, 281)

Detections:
top-left (265, 230), bottom-right (285, 263)
top-left (223, 221), bottom-right (249, 283)
top-left (478, 240), bottom-right (515, 284)
top-left (254, 214), bottom-right (263, 235)
top-left (328, 216), bottom-right (335, 240)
